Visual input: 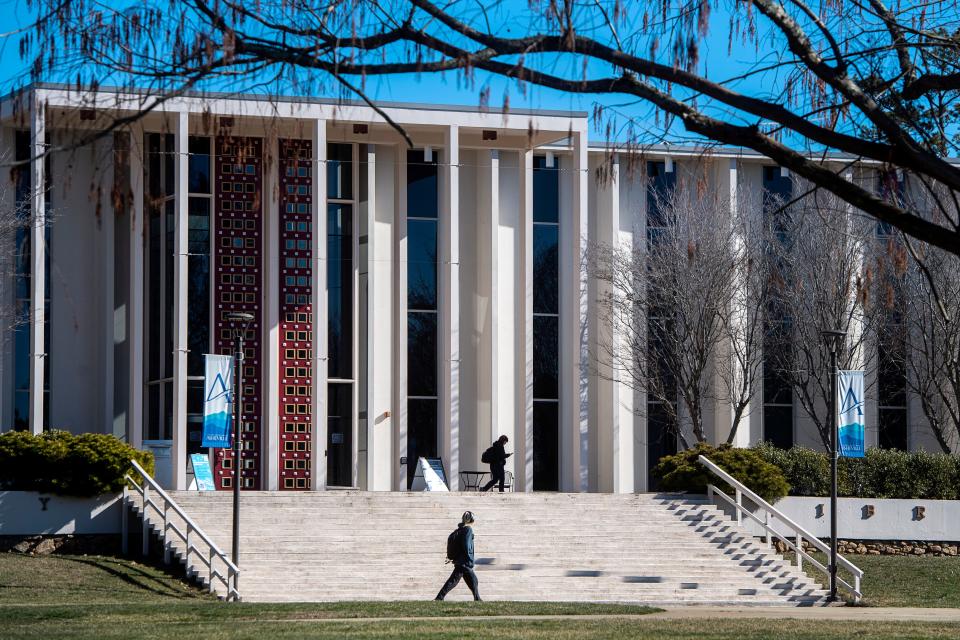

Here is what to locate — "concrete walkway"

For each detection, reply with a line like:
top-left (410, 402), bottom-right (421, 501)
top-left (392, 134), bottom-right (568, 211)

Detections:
top-left (649, 606), bottom-right (960, 622)
top-left (247, 607), bottom-right (960, 624)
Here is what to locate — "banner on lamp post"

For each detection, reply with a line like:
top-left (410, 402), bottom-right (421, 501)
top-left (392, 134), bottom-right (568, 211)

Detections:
top-left (201, 354), bottom-right (233, 448)
top-left (838, 370), bottom-right (865, 458)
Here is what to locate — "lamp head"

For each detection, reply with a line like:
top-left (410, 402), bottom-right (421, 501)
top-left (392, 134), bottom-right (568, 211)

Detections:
top-left (820, 329), bottom-right (846, 353)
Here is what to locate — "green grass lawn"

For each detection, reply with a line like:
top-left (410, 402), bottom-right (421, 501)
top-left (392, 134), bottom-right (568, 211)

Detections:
top-left (779, 551), bottom-right (960, 607)
top-left (2, 553), bottom-right (960, 639)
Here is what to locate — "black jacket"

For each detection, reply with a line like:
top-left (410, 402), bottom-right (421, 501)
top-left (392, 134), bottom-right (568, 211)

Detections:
top-left (486, 442), bottom-right (511, 468)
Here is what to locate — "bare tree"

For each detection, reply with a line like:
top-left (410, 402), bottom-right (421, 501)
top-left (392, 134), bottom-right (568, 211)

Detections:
top-left (10, 1), bottom-right (960, 255)
top-left (874, 190), bottom-right (960, 453)
top-left (594, 177), bottom-right (764, 447)
top-left (767, 188), bottom-right (876, 449)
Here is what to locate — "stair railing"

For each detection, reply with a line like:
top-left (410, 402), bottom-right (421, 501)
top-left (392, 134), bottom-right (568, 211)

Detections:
top-left (122, 459), bottom-right (240, 601)
top-left (699, 454), bottom-right (863, 602)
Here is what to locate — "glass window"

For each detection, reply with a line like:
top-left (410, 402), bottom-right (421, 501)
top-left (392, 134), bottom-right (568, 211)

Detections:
top-left (763, 404), bottom-right (794, 450)
top-left (328, 143), bottom-right (353, 200)
top-left (407, 397), bottom-right (438, 488)
top-left (407, 150), bottom-right (438, 219)
top-left (647, 161), bottom-right (677, 228)
top-left (188, 137), bottom-right (211, 193)
top-left (533, 225), bottom-right (559, 314)
top-left (328, 203), bottom-right (353, 379)
top-left (879, 408), bottom-right (908, 450)
top-left (647, 403), bottom-right (678, 489)
top-left (187, 197), bottom-right (210, 376)
top-left (762, 165), bottom-right (792, 213)
top-left (532, 401), bottom-right (559, 491)
top-left (407, 219), bottom-right (438, 310)
top-left (407, 313), bottom-right (438, 397)
top-left (533, 155), bottom-right (559, 223)
top-left (533, 316), bottom-right (559, 400)
top-left (328, 383), bottom-right (353, 486)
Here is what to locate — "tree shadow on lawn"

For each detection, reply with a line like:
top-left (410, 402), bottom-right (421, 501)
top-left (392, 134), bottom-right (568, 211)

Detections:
top-left (56, 556), bottom-right (213, 601)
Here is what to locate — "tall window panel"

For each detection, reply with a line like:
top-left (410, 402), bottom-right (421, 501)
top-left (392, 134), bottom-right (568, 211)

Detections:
top-left (11, 131), bottom-right (50, 430)
top-left (213, 136), bottom-right (263, 490)
top-left (762, 165), bottom-right (794, 449)
top-left (406, 149), bottom-right (439, 488)
top-left (532, 155), bottom-right (559, 491)
top-left (877, 171), bottom-right (908, 450)
top-left (327, 142), bottom-right (355, 488)
top-left (645, 160), bottom-right (678, 487)
top-left (144, 133), bottom-right (176, 443)
top-left (186, 136), bottom-right (211, 455)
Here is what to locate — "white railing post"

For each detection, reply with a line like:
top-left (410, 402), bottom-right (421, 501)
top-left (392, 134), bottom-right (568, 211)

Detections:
top-left (185, 523), bottom-right (192, 568)
top-left (163, 503), bottom-right (171, 564)
top-left (734, 488), bottom-right (742, 525)
top-left (209, 548), bottom-right (216, 594)
top-left (707, 485), bottom-right (714, 502)
top-left (141, 484), bottom-right (150, 556)
top-left (121, 486), bottom-right (129, 556)
top-left (796, 529), bottom-right (803, 572)
top-left (855, 575), bottom-right (861, 603)
top-left (764, 511), bottom-right (771, 545)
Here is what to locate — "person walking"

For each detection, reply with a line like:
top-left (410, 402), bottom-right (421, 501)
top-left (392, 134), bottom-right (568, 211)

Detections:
top-left (435, 511), bottom-right (481, 601)
top-left (480, 435), bottom-right (512, 492)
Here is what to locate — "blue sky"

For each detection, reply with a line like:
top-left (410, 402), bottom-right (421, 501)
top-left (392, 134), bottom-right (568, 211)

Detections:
top-left (0, 0), bottom-right (776, 144)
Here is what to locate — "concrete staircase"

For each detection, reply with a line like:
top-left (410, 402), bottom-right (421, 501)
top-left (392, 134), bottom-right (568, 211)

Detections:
top-left (128, 491), bottom-right (829, 606)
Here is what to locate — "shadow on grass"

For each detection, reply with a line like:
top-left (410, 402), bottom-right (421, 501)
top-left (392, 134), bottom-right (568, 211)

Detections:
top-left (58, 556), bottom-right (212, 600)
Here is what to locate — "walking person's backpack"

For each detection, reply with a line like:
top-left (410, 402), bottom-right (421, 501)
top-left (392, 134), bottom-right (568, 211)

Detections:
top-left (446, 527), bottom-right (465, 563)
top-left (481, 445), bottom-right (495, 464)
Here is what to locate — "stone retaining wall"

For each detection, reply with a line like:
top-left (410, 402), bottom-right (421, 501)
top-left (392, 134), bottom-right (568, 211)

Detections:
top-left (773, 538), bottom-right (960, 557)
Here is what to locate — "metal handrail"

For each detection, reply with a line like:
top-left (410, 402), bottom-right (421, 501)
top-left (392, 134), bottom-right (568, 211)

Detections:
top-left (122, 459), bottom-right (240, 601)
top-left (699, 454), bottom-right (863, 602)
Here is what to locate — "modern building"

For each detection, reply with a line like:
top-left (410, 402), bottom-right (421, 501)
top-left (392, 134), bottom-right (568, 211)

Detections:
top-left (0, 85), bottom-right (942, 492)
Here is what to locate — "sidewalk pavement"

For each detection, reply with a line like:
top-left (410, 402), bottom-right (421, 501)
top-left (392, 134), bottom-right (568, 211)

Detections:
top-left (650, 606), bottom-right (960, 622)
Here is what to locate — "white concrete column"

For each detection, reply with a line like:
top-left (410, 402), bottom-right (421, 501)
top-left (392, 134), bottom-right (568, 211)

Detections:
top-left (263, 135), bottom-right (280, 490)
top-left (595, 154), bottom-right (632, 492)
top-left (561, 130), bottom-right (590, 491)
top-left (612, 156), bottom-right (637, 493)
top-left (171, 112), bottom-right (189, 489)
top-left (717, 158), bottom-right (753, 448)
top-left (476, 150), bottom-right (498, 471)
top-left (128, 125), bottom-right (145, 450)
top-left (440, 125), bottom-right (460, 490)
top-left (102, 141), bottom-right (117, 435)
top-left (28, 95), bottom-right (46, 434)
top-left (310, 121), bottom-right (329, 490)
top-left (395, 152), bottom-right (408, 491)
top-left (517, 150), bottom-right (534, 491)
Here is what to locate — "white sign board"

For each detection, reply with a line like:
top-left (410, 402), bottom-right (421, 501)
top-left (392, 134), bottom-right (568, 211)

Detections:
top-left (410, 457), bottom-right (449, 492)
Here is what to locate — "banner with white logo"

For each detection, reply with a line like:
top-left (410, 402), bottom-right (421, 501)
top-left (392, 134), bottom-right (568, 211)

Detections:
top-left (201, 354), bottom-right (233, 448)
top-left (838, 370), bottom-right (865, 458)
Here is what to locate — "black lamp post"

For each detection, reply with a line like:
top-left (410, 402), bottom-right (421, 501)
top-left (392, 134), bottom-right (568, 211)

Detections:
top-left (226, 311), bottom-right (254, 574)
top-left (821, 328), bottom-right (846, 602)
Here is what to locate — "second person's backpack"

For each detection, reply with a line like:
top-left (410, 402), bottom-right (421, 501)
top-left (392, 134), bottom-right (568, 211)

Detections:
top-left (481, 446), bottom-right (495, 464)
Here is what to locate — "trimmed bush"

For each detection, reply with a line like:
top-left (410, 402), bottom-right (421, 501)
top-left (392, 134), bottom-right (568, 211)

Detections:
top-left (754, 444), bottom-right (960, 500)
top-left (0, 430), bottom-right (154, 497)
top-left (652, 443), bottom-right (790, 503)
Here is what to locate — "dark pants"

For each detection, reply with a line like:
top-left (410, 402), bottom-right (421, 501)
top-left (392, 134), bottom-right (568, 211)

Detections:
top-left (436, 564), bottom-right (480, 600)
top-left (481, 464), bottom-right (505, 492)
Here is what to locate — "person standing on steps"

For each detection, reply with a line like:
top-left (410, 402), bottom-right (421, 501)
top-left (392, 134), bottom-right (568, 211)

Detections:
top-left (480, 435), bottom-right (512, 492)
top-left (435, 511), bottom-right (481, 601)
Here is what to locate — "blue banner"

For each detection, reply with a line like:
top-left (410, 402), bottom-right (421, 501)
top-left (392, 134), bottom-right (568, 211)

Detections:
top-left (838, 370), bottom-right (865, 458)
top-left (202, 354), bottom-right (233, 448)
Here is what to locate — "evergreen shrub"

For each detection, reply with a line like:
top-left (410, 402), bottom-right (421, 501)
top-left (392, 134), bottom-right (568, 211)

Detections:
top-left (652, 442), bottom-right (790, 503)
top-left (0, 430), bottom-right (154, 497)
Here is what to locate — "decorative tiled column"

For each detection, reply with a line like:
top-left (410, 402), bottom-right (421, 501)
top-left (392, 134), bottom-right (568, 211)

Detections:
top-left (213, 135), bottom-right (264, 490)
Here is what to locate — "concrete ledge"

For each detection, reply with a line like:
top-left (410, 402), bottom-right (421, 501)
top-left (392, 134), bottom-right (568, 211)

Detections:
top-left (713, 495), bottom-right (960, 542)
top-left (0, 491), bottom-right (121, 535)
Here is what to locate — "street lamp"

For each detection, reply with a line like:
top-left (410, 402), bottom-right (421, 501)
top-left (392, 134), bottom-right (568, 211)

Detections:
top-left (226, 311), bottom-right (254, 574)
top-left (821, 328), bottom-right (846, 602)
